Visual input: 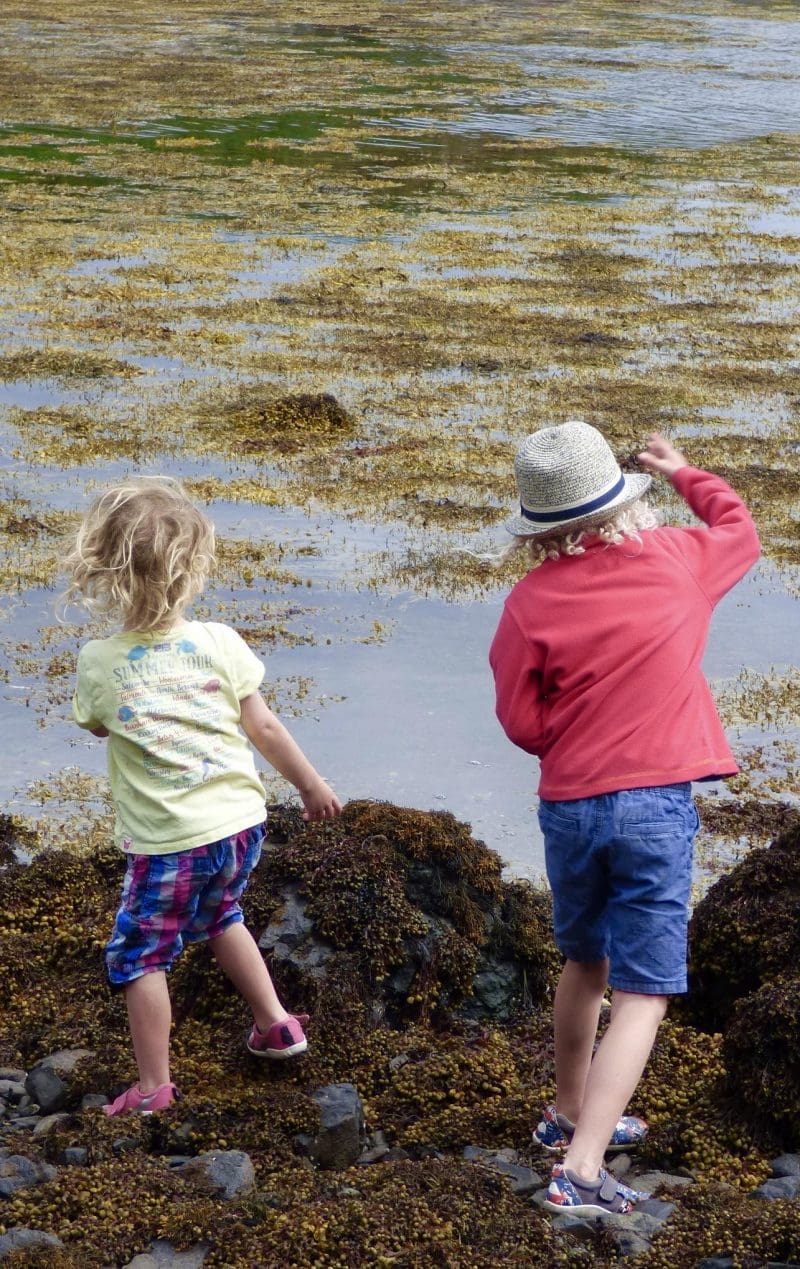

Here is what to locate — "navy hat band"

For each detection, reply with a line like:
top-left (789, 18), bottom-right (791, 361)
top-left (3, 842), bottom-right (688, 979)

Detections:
top-left (520, 471), bottom-right (626, 525)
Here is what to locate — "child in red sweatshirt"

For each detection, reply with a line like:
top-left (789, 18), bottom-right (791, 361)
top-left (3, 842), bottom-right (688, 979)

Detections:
top-left (489, 422), bottom-right (760, 1216)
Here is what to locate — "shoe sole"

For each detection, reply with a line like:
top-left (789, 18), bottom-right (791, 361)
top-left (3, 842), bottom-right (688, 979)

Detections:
top-left (246, 1038), bottom-right (308, 1059)
top-left (543, 1198), bottom-right (629, 1216)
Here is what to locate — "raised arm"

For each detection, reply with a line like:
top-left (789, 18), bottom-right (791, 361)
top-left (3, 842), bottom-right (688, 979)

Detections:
top-left (239, 692), bottom-right (342, 821)
top-left (638, 432), bottom-right (760, 604)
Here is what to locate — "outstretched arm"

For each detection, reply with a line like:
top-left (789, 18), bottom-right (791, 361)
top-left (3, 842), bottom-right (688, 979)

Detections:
top-left (239, 692), bottom-right (342, 821)
top-left (637, 431), bottom-right (760, 603)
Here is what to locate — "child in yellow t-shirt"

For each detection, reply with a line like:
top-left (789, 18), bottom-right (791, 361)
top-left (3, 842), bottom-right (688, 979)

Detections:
top-left (66, 476), bottom-right (341, 1116)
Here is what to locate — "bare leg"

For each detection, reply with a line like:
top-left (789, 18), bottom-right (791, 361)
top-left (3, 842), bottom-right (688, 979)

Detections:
top-left (209, 921), bottom-right (289, 1031)
top-left (124, 971), bottom-right (172, 1092)
top-left (553, 958), bottom-right (609, 1123)
top-left (564, 989), bottom-right (667, 1181)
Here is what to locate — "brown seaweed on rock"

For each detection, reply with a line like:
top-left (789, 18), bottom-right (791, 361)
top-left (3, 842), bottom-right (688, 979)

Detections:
top-left (1, 797), bottom-right (797, 1265)
top-left (683, 813), bottom-right (800, 1032)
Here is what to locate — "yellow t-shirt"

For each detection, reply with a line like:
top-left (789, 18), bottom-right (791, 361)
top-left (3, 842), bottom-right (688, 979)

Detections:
top-left (73, 620), bottom-right (267, 855)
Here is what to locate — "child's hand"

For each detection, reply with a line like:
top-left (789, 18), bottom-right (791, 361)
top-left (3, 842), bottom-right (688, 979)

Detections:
top-left (637, 432), bottom-right (688, 478)
top-left (299, 777), bottom-right (342, 821)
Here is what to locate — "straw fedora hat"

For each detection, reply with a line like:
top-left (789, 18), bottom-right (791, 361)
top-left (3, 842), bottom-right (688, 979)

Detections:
top-left (504, 420), bottom-right (651, 539)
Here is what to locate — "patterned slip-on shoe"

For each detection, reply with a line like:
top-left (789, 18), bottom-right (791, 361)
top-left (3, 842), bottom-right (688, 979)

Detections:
top-left (103, 1082), bottom-right (179, 1117)
top-left (247, 1013), bottom-right (309, 1059)
top-left (533, 1104), bottom-right (648, 1154)
top-left (543, 1162), bottom-right (650, 1216)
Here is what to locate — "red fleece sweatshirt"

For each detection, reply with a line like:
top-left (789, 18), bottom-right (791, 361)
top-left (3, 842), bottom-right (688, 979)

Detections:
top-left (489, 467), bottom-right (760, 801)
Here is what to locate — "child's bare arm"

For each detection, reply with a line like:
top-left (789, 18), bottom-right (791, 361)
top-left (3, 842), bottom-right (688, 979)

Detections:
top-left (239, 692), bottom-right (342, 821)
top-left (637, 432), bottom-right (687, 477)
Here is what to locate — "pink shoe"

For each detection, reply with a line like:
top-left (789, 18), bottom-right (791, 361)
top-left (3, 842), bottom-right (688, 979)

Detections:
top-left (102, 1082), bottom-right (179, 1116)
top-left (247, 1013), bottom-right (309, 1059)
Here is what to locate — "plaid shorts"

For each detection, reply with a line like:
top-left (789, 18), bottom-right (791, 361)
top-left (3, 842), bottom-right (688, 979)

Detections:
top-left (106, 822), bottom-right (265, 988)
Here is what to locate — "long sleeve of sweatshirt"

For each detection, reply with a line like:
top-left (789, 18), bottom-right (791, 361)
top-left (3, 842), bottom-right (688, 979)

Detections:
top-left (668, 466), bottom-right (761, 604)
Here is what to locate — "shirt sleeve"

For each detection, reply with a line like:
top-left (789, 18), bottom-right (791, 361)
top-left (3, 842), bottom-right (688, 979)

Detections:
top-left (223, 627), bottom-right (266, 699)
top-left (489, 604), bottom-right (546, 756)
top-left (72, 646), bottom-right (103, 730)
top-left (669, 467), bottom-right (761, 606)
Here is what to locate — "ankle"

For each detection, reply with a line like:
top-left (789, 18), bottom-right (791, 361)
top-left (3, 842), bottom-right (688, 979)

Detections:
top-left (138, 1080), bottom-right (170, 1096)
top-left (564, 1152), bottom-right (603, 1183)
top-left (254, 1008), bottom-right (290, 1032)
top-left (555, 1104), bottom-right (580, 1128)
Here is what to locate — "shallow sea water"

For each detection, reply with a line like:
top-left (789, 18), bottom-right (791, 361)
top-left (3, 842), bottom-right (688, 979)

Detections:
top-left (0, 1), bottom-right (797, 879)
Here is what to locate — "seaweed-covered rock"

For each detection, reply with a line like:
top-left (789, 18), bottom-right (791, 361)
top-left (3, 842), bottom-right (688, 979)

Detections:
top-left (685, 815), bottom-right (800, 1030)
top-left (722, 976), bottom-right (800, 1142)
top-left (259, 800), bottom-right (559, 1022)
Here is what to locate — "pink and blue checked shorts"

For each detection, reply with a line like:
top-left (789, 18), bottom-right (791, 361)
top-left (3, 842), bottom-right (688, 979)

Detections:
top-left (106, 822), bottom-right (265, 987)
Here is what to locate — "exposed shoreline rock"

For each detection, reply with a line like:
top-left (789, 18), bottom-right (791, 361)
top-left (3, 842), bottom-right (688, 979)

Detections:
top-left (0, 801), bottom-right (798, 1266)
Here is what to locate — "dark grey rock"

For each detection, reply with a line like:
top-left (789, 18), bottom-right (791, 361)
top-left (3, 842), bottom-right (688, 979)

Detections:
top-left (39, 1049), bottom-right (94, 1076)
top-left (259, 889), bottom-right (314, 951)
top-left (384, 1147), bottom-right (410, 1162)
top-left (0, 1081), bottom-right (26, 1104)
top-left (695, 1260), bottom-right (734, 1268)
top-left (113, 1136), bottom-right (138, 1154)
top-left (549, 1213), bottom-right (601, 1242)
top-left (388, 1053), bottom-right (409, 1073)
top-left (461, 1144), bottom-right (541, 1196)
top-left (635, 1197), bottom-right (675, 1221)
top-left (388, 963), bottom-right (417, 996)
top-left (305, 1083), bottom-right (365, 1170)
top-left (81, 1093), bottom-right (109, 1111)
top-left (612, 1227), bottom-right (652, 1257)
top-left (24, 1066), bottom-right (67, 1115)
top-left (178, 1151), bottom-right (255, 1201)
top-left (0, 1154), bottom-right (44, 1198)
top-left (621, 1212), bottom-right (663, 1238)
top-left (336, 1186), bottom-right (362, 1199)
top-left (0, 1069), bottom-right (27, 1085)
top-left (771, 1153), bottom-right (800, 1178)
top-left (4, 1116), bottom-right (38, 1130)
top-left (357, 1143), bottom-right (390, 1165)
top-left (629, 1170), bottom-right (693, 1194)
top-left (33, 1112), bottom-right (71, 1138)
top-left (0, 1228), bottom-right (62, 1256)
top-left (469, 960), bottom-right (520, 1016)
top-left (165, 1155), bottom-right (196, 1168)
top-left (8, 1094), bottom-right (35, 1116)
top-left (63, 1147), bottom-right (88, 1166)
top-left (752, 1174), bottom-right (800, 1201)
top-left (25, 1048), bottom-right (94, 1114)
top-left (123, 1241), bottom-right (209, 1268)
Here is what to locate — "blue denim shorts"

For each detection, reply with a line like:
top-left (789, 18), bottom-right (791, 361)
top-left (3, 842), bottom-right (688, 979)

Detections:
top-left (538, 784), bottom-right (699, 995)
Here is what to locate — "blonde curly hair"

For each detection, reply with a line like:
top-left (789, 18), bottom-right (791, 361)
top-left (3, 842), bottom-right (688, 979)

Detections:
top-left (63, 476), bottom-right (215, 632)
top-left (500, 499), bottom-right (660, 567)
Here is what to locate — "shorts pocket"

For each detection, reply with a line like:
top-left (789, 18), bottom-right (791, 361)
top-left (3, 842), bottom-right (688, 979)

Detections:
top-left (538, 799), bottom-right (585, 831)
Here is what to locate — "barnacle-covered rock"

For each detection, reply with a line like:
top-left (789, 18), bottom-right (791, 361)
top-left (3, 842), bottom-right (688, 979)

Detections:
top-left (684, 814), bottom-right (800, 1031)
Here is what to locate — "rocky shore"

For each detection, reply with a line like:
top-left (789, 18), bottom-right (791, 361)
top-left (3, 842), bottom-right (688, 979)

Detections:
top-left (0, 801), bottom-right (798, 1267)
